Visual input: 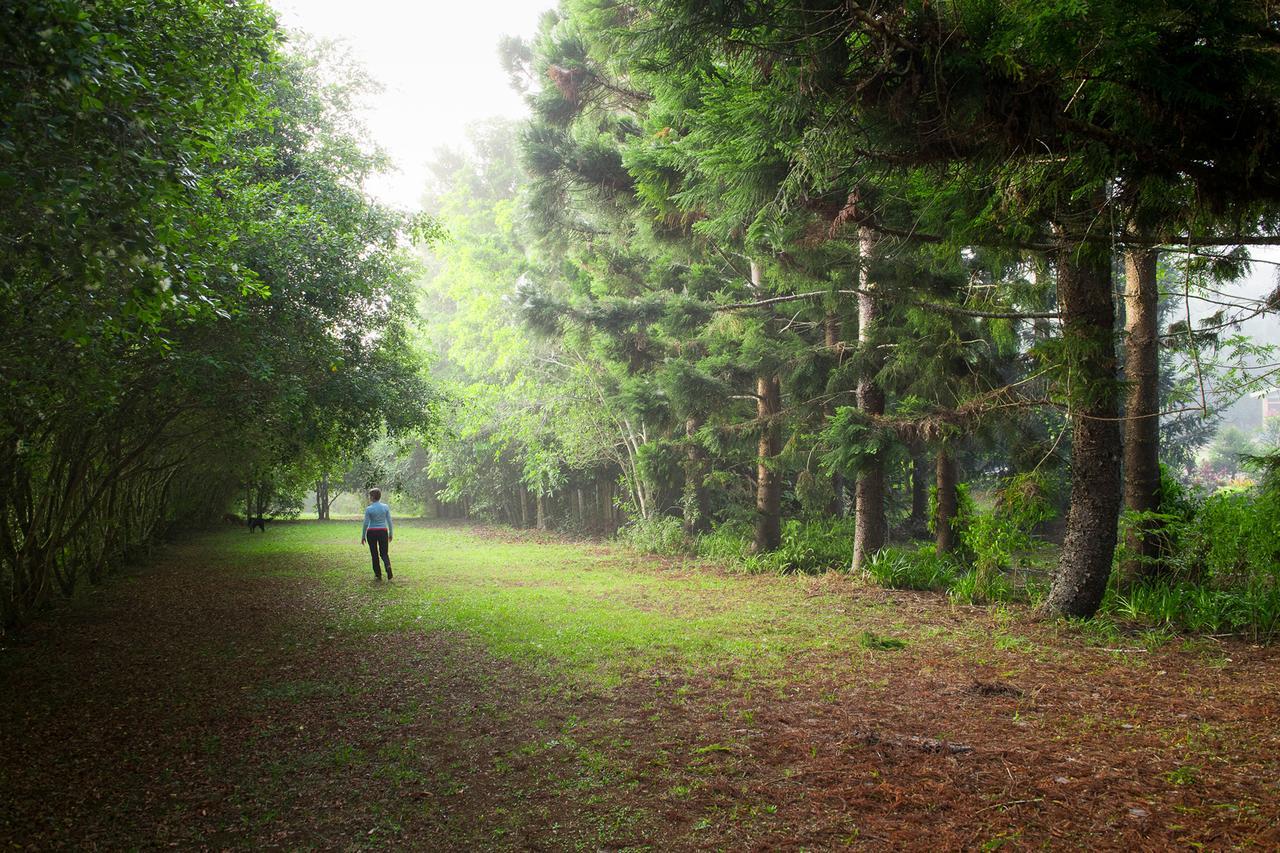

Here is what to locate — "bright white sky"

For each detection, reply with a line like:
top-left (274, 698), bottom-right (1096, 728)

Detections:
top-left (271, 0), bottom-right (553, 209)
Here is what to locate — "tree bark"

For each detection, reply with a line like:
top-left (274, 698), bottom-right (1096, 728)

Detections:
top-left (749, 261), bottom-right (782, 553)
top-left (753, 373), bottom-right (783, 553)
top-left (935, 448), bottom-right (958, 554)
top-left (536, 493), bottom-right (546, 530)
top-left (910, 451), bottom-right (928, 531)
top-left (1044, 243), bottom-right (1123, 618)
top-left (824, 311), bottom-right (845, 517)
top-left (314, 477), bottom-right (325, 520)
top-left (852, 227), bottom-right (886, 571)
top-left (1122, 247), bottom-right (1162, 582)
top-left (683, 415), bottom-right (711, 535)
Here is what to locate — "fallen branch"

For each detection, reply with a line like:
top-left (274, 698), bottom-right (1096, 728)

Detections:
top-left (975, 797), bottom-right (1044, 814)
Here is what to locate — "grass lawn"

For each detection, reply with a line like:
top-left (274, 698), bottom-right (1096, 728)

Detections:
top-left (3, 519), bottom-right (1279, 850)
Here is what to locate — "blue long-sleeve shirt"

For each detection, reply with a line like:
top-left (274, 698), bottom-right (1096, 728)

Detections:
top-left (362, 501), bottom-right (393, 537)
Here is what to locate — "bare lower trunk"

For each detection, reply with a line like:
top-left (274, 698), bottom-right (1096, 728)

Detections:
top-left (910, 452), bottom-right (928, 531)
top-left (536, 493), bottom-right (546, 530)
top-left (750, 259), bottom-right (782, 554)
top-left (601, 479), bottom-right (615, 535)
top-left (753, 373), bottom-right (782, 553)
top-left (825, 311), bottom-right (845, 517)
top-left (852, 227), bottom-right (886, 570)
top-left (1044, 243), bottom-right (1122, 618)
top-left (683, 415), bottom-right (710, 536)
top-left (595, 479), bottom-right (604, 533)
top-left (315, 475), bottom-right (330, 521)
top-left (935, 449), bottom-right (957, 554)
top-left (1122, 247), bottom-right (1162, 582)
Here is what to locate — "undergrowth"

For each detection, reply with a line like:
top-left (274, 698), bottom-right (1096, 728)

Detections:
top-left (619, 456), bottom-right (1280, 642)
top-left (1100, 461), bottom-right (1280, 643)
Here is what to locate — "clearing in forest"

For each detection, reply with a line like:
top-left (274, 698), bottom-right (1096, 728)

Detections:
top-left (2, 520), bottom-right (1278, 850)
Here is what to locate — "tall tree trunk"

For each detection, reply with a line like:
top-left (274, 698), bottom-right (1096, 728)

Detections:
top-left (824, 311), bottom-right (845, 517)
top-left (910, 451), bottom-right (928, 532)
top-left (520, 488), bottom-right (530, 528)
top-left (852, 227), bottom-right (886, 571)
top-left (935, 448), bottom-right (958, 554)
top-left (749, 260), bottom-right (782, 553)
top-left (604, 480), bottom-right (617, 534)
top-left (1044, 242), bottom-right (1123, 618)
top-left (594, 478), bottom-right (604, 533)
top-left (753, 373), bottom-right (783, 553)
top-left (576, 487), bottom-right (587, 527)
top-left (316, 473), bottom-right (330, 520)
top-left (536, 492), bottom-right (546, 531)
top-left (683, 415), bottom-right (711, 535)
top-left (1122, 247), bottom-right (1162, 583)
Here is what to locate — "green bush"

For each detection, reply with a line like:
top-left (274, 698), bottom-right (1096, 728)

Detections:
top-left (959, 472), bottom-right (1054, 588)
top-left (619, 515), bottom-right (689, 557)
top-left (773, 517), bottom-right (859, 574)
top-left (1187, 486), bottom-right (1280, 584)
top-left (863, 546), bottom-right (959, 591)
top-left (695, 521), bottom-right (753, 563)
top-left (694, 518), bottom-right (857, 574)
top-left (948, 568), bottom-right (1013, 605)
top-left (1103, 457), bottom-right (1280, 642)
top-left (1105, 578), bottom-right (1280, 642)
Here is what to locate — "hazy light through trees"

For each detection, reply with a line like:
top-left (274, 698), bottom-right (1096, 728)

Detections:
top-left (271, 0), bottom-right (550, 208)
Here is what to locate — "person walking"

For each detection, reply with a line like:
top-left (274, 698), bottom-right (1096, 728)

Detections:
top-left (361, 488), bottom-right (393, 580)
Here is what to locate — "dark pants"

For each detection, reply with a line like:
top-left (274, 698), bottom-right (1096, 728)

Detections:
top-left (366, 529), bottom-right (391, 578)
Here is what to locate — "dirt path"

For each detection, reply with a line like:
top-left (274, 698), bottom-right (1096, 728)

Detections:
top-left (3, 523), bottom-right (1279, 850)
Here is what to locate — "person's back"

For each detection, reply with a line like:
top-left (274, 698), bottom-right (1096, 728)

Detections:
top-left (360, 489), bottom-right (393, 580)
top-left (363, 500), bottom-right (392, 533)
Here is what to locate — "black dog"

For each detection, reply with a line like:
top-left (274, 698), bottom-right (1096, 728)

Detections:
top-left (247, 516), bottom-right (266, 533)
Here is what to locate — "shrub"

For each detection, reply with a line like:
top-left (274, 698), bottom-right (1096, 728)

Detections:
top-left (618, 515), bottom-right (689, 557)
top-left (948, 568), bottom-right (1014, 605)
top-left (695, 521), bottom-right (752, 563)
top-left (773, 517), bottom-right (859, 574)
top-left (694, 518), bottom-right (857, 575)
top-left (1102, 456), bottom-right (1280, 642)
top-left (863, 546), bottom-right (959, 591)
top-left (959, 472), bottom-right (1054, 589)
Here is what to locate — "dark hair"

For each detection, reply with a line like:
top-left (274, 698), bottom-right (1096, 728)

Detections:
top-left (369, 488), bottom-right (382, 501)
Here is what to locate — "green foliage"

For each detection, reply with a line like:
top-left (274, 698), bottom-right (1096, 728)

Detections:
top-left (0, 15), bottom-right (434, 629)
top-left (948, 569), bottom-right (1015, 607)
top-left (862, 547), bottom-right (960, 592)
top-left (928, 481), bottom-right (977, 556)
top-left (819, 408), bottom-right (894, 476)
top-left (618, 516), bottom-right (689, 557)
top-left (1104, 463), bottom-right (1280, 641)
top-left (1106, 579), bottom-right (1280, 642)
top-left (743, 519), bottom-right (859, 575)
top-left (857, 631), bottom-right (908, 651)
top-left (959, 473), bottom-right (1055, 586)
top-left (694, 522), bottom-right (753, 564)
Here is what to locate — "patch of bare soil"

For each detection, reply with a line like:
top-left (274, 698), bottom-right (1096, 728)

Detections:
top-left (0, 547), bottom-right (628, 850)
top-left (3, 536), bottom-right (1279, 851)
top-left (576, 623), bottom-right (1280, 850)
